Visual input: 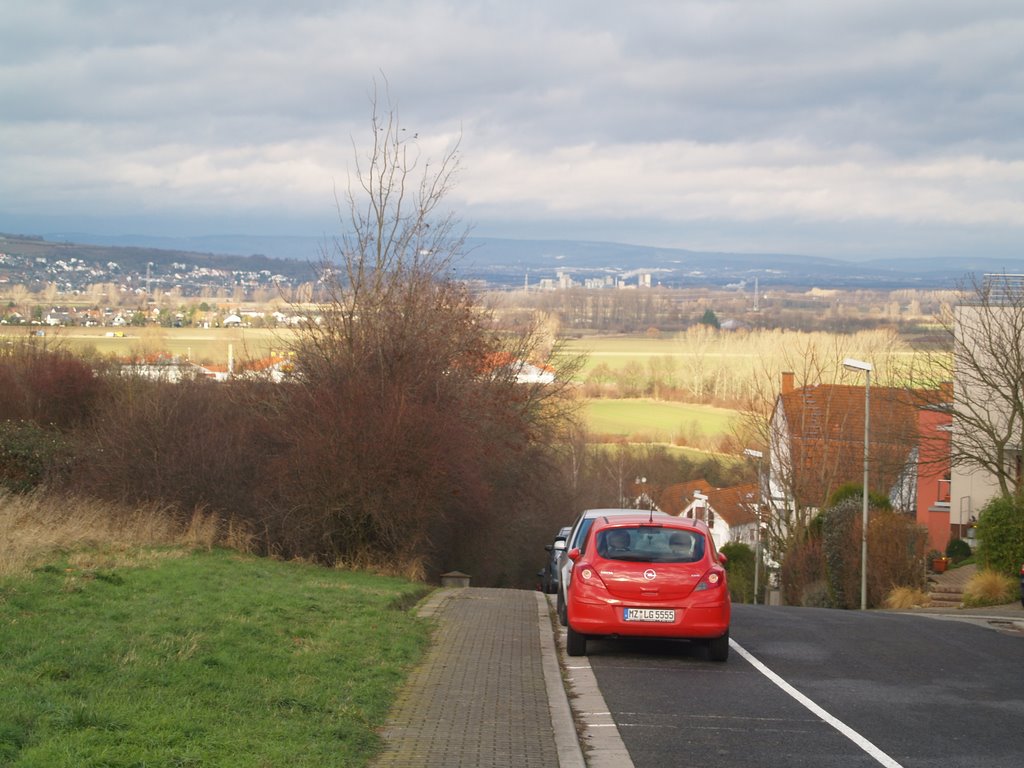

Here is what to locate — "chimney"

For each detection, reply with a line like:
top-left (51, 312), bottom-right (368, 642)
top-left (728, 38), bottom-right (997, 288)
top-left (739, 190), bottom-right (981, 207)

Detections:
top-left (940, 380), bottom-right (953, 403)
top-left (781, 371), bottom-right (795, 394)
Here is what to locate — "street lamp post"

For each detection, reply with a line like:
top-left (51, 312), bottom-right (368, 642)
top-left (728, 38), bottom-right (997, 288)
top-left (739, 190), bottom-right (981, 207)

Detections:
top-left (743, 448), bottom-right (764, 604)
top-left (843, 357), bottom-right (872, 610)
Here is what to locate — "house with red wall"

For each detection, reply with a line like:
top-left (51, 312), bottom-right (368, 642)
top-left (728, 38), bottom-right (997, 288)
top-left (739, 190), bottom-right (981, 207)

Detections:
top-left (915, 403), bottom-right (952, 553)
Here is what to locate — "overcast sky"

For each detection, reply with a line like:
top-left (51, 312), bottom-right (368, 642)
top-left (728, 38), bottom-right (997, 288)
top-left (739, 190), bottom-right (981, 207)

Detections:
top-left (2, 0), bottom-right (1022, 260)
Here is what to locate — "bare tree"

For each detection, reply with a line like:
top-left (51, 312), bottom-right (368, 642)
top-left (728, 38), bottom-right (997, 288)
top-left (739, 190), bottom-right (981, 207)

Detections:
top-left (908, 273), bottom-right (1024, 498)
top-left (733, 331), bottom-right (916, 563)
top-left (282, 84), bottom-right (583, 577)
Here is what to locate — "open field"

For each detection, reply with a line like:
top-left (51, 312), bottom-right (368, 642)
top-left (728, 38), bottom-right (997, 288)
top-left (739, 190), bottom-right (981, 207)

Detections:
top-left (0, 326), bottom-right (296, 364)
top-left (563, 333), bottom-right (752, 378)
top-left (563, 330), bottom-right (926, 379)
top-left (584, 398), bottom-right (737, 444)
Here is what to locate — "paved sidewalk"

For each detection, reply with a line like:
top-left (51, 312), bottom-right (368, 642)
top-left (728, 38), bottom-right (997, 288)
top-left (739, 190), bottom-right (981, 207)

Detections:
top-left (371, 588), bottom-right (584, 768)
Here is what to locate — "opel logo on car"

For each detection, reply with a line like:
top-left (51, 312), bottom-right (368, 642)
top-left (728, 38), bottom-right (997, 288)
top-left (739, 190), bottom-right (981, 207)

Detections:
top-left (643, 569), bottom-right (656, 580)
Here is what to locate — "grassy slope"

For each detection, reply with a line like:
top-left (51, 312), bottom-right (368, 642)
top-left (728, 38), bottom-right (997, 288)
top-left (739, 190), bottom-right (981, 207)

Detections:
top-left (0, 549), bottom-right (431, 767)
top-left (584, 398), bottom-right (737, 441)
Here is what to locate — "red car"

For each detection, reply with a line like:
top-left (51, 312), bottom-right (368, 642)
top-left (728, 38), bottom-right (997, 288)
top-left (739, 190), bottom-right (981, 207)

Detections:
top-left (565, 514), bottom-right (731, 661)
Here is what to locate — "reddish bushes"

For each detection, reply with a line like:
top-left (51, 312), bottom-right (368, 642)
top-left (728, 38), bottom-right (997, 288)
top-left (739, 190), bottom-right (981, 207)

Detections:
top-left (0, 343), bottom-right (100, 428)
top-left (40, 291), bottom-right (577, 586)
top-left (781, 499), bottom-right (927, 608)
top-left (69, 377), bottom-right (277, 520)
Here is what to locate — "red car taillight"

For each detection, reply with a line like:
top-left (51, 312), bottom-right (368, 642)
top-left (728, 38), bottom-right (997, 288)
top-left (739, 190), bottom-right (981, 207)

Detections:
top-left (695, 567), bottom-right (726, 592)
top-left (573, 562), bottom-right (606, 588)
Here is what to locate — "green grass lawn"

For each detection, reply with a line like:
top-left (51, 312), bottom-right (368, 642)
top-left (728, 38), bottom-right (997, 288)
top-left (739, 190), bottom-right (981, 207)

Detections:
top-left (0, 549), bottom-right (432, 767)
top-left (584, 398), bottom-right (738, 442)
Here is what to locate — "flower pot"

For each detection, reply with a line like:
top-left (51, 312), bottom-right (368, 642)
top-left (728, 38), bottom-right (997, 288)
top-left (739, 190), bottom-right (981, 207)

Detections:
top-left (931, 558), bottom-right (948, 574)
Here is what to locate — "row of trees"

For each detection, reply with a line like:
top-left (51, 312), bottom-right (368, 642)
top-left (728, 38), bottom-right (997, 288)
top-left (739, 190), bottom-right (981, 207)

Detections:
top-left (518, 280), bottom-right (957, 335)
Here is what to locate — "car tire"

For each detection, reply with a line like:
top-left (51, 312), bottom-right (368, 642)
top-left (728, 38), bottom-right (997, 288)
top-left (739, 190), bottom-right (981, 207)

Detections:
top-left (566, 625), bottom-right (587, 657)
top-left (556, 592), bottom-right (568, 627)
top-left (707, 630), bottom-right (729, 662)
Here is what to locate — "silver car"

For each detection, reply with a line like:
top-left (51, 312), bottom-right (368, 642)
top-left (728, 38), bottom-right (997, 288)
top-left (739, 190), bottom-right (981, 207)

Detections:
top-left (555, 507), bottom-right (671, 626)
top-left (540, 526), bottom-right (572, 594)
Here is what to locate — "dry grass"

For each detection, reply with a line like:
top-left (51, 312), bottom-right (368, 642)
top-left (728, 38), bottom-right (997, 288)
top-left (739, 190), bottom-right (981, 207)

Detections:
top-left (0, 490), bottom-right (254, 576)
top-left (333, 547), bottom-right (428, 582)
top-left (883, 586), bottom-right (932, 609)
top-left (962, 569), bottom-right (1017, 607)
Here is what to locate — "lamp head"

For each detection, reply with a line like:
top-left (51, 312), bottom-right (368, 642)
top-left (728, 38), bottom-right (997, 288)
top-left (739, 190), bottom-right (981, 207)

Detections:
top-left (842, 357), bottom-right (873, 373)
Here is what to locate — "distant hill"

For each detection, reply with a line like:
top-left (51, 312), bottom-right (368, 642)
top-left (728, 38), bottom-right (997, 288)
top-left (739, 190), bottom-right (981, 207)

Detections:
top-left (0, 232), bottom-right (316, 295)
top-left (14, 231), bottom-right (1024, 290)
top-left (461, 238), bottom-right (1024, 290)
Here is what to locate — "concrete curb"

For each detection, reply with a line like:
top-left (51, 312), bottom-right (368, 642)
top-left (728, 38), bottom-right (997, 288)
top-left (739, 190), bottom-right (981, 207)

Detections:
top-left (907, 612), bottom-right (1024, 634)
top-left (535, 592), bottom-right (587, 768)
top-left (543, 594), bottom-right (635, 768)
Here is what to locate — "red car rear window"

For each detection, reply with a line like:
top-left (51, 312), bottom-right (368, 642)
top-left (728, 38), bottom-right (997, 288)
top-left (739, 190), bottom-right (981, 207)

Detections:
top-left (595, 526), bottom-right (706, 563)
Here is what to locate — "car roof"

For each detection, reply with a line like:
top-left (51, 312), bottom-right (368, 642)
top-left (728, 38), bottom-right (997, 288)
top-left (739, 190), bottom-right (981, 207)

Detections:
top-left (589, 513), bottom-right (710, 534)
top-left (577, 507), bottom-right (671, 519)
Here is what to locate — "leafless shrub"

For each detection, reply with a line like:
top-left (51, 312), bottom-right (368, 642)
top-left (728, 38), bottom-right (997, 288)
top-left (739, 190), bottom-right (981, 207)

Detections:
top-left (781, 534), bottom-right (826, 606)
top-left (0, 340), bottom-right (103, 428)
top-left (866, 511), bottom-right (928, 604)
top-left (69, 377), bottom-right (277, 518)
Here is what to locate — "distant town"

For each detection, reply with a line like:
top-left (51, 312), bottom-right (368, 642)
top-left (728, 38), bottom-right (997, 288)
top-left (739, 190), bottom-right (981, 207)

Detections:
top-left (0, 233), bottom-right (312, 298)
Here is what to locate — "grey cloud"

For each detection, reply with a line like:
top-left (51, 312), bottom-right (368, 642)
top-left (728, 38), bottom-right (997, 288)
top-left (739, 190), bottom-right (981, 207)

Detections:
top-left (2, 0), bottom-right (1022, 258)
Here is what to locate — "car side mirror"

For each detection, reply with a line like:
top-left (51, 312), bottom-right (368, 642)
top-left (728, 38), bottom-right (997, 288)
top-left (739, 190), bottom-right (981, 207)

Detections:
top-left (544, 544), bottom-right (553, 552)
top-left (568, 547), bottom-right (581, 562)
top-left (553, 540), bottom-right (566, 551)
top-left (717, 552), bottom-right (728, 564)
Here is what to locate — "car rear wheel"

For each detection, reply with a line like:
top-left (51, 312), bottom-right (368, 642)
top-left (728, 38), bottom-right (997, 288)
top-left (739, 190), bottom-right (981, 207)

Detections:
top-left (556, 592), bottom-right (568, 627)
top-left (707, 630), bottom-right (729, 662)
top-left (566, 625), bottom-right (587, 657)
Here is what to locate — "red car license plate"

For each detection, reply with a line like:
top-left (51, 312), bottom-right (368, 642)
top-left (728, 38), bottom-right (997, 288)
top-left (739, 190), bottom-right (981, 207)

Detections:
top-left (623, 608), bottom-right (675, 622)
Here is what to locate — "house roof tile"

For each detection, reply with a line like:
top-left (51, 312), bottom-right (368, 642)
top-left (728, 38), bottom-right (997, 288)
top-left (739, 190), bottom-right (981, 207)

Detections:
top-left (777, 382), bottom-right (936, 508)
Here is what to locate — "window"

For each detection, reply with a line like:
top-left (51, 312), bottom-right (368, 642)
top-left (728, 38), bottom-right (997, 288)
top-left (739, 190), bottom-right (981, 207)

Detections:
top-left (596, 527), bottom-right (705, 563)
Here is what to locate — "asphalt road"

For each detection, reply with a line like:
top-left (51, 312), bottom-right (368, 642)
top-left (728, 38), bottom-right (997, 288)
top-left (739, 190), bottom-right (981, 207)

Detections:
top-left (586, 604), bottom-right (1024, 768)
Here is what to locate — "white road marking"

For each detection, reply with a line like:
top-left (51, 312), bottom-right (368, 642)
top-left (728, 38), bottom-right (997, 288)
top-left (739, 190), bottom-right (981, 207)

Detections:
top-left (731, 639), bottom-right (904, 768)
